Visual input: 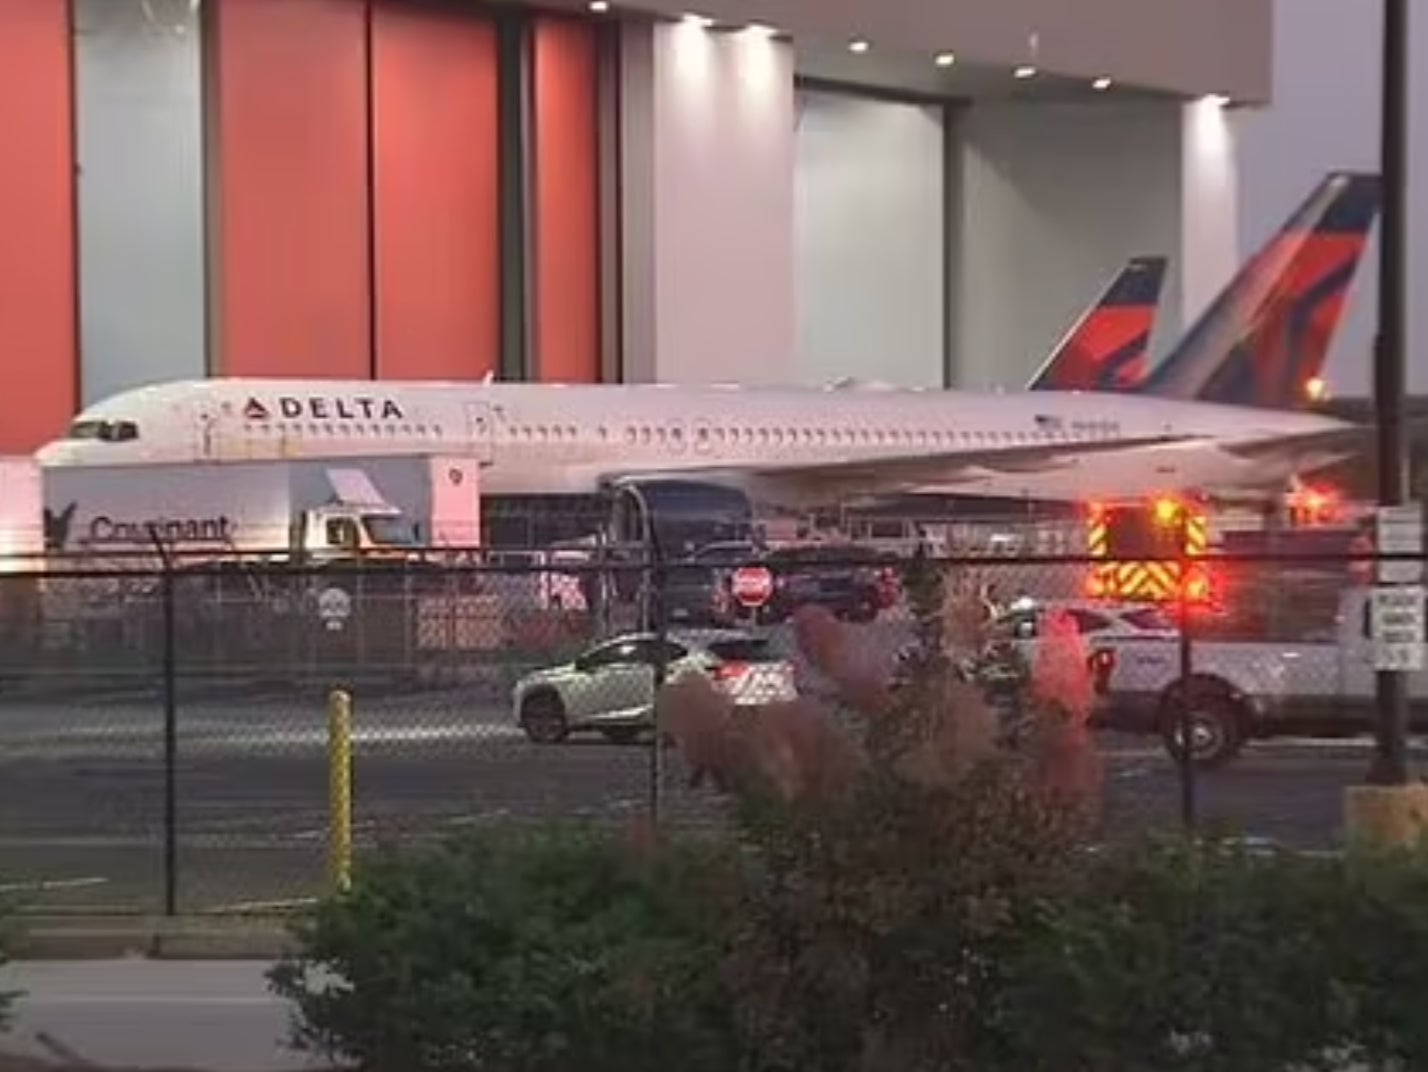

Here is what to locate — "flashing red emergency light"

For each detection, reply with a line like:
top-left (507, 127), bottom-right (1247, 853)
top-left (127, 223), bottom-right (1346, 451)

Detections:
top-left (1183, 569), bottom-right (1211, 603)
top-left (1286, 484), bottom-right (1341, 526)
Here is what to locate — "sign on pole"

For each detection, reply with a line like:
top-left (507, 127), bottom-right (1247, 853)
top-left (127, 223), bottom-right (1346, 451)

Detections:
top-left (1371, 584), bottom-right (1425, 671)
top-left (730, 565), bottom-right (775, 609)
top-left (1376, 504), bottom-right (1424, 584)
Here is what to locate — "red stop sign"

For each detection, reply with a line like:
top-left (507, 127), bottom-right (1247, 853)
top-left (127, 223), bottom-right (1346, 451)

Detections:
top-left (730, 565), bottom-right (774, 608)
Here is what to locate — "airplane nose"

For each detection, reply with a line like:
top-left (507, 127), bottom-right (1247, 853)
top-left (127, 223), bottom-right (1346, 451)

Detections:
top-left (33, 440), bottom-right (70, 465)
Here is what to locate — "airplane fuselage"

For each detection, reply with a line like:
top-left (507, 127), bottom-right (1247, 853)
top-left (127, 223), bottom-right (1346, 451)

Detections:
top-left (35, 378), bottom-right (1354, 506)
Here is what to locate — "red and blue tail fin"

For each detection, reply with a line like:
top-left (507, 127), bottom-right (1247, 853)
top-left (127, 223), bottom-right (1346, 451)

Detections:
top-left (1027, 256), bottom-right (1167, 392)
top-left (1140, 171), bottom-right (1380, 408)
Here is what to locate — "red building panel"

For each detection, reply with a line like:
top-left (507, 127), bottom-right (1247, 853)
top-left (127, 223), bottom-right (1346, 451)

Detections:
top-left (0, 0), bottom-right (77, 451)
top-left (371, 0), bottom-right (500, 381)
top-left (210, 0), bottom-right (371, 379)
top-left (532, 16), bottom-right (601, 383)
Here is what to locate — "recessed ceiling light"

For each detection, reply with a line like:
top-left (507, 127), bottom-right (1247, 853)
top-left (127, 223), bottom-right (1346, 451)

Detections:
top-left (1207, 93), bottom-right (1232, 107)
top-left (683, 12), bottom-right (714, 28)
top-left (746, 22), bottom-right (776, 36)
top-left (935, 52), bottom-right (956, 68)
top-left (588, 0), bottom-right (609, 11)
top-left (1092, 76), bottom-right (1113, 90)
top-left (848, 38), bottom-right (870, 53)
top-left (1014, 65), bottom-right (1037, 79)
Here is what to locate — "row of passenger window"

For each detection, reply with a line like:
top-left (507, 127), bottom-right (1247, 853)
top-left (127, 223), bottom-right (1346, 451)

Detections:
top-left (238, 418), bottom-right (1121, 448)
top-left (617, 423), bottom-right (1118, 448)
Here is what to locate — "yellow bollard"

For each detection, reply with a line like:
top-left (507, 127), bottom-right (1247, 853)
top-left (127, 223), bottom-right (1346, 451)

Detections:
top-left (328, 688), bottom-right (354, 893)
top-left (1344, 782), bottom-right (1428, 850)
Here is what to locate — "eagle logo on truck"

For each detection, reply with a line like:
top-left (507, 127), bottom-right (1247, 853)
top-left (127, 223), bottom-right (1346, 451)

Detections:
top-left (43, 503), bottom-right (77, 551)
top-left (243, 396), bottom-right (405, 422)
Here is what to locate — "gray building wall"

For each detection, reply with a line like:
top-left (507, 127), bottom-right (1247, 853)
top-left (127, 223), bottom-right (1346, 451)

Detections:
top-left (74, 0), bottom-right (207, 404)
top-left (951, 98), bottom-right (1185, 388)
top-left (793, 89), bottom-right (947, 388)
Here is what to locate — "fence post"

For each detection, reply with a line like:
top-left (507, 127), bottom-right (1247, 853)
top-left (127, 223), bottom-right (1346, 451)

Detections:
top-left (328, 688), bottom-right (354, 893)
top-left (646, 507), bottom-right (669, 829)
top-left (1176, 513), bottom-right (1197, 832)
top-left (618, 484), bottom-right (668, 827)
top-left (146, 526), bottom-right (179, 917)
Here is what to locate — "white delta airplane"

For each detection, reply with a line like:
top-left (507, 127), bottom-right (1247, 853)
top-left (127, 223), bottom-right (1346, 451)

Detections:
top-left (36, 172), bottom-right (1382, 513)
top-left (29, 377), bottom-right (1365, 511)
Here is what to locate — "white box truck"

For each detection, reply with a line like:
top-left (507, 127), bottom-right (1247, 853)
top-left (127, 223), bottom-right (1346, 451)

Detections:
top-left (41, 454), bottom-right (481, 564)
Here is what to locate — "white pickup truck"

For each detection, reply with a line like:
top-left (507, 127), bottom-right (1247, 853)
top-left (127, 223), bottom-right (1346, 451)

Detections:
top-left (1072, 588), bottom-right (1428, 767)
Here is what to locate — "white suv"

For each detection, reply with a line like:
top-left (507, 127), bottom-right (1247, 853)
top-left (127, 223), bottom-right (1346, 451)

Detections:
top-left (512, 629), bottom-right (798, 744)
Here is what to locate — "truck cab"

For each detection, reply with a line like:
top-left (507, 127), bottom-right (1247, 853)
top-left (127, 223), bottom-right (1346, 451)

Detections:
top-left (295, 503), bottom-right (419, 563)
top-left (1082, 585), bottom-right (1428, 768)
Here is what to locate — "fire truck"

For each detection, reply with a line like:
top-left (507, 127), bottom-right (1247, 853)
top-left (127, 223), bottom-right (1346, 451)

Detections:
top-left (1085, 496), bottom-right (1212, 604)
top-left (1085, 484), bottom-right (1352, 606)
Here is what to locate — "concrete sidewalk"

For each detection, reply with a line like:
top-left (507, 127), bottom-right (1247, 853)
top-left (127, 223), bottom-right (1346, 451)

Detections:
top-left (6, 916), bottom-right (296, 961)
top-left (0, 960), bottom-right (323, 1072)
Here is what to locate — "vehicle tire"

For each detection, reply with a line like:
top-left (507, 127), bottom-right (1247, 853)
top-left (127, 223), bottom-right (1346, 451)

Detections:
top-left (601, 726), bottom-right (642, 745)
top-left (1159, 681), bottom-right (1246, 769)
top-left (520, 691), bottom-right (569, 745)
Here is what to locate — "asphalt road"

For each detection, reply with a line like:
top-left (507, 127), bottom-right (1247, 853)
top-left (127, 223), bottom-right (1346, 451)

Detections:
top-left (2, 676), bottom-right (1425, 913)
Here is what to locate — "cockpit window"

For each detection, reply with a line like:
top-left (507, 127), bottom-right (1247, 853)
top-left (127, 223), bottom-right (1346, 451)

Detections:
top-left (67, 420), bottom-right (106, 440)
top-left (66, 419), bottom-right (138, 442)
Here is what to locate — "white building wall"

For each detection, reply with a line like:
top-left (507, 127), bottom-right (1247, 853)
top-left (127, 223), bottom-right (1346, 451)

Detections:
top-left (619, 19), bottom-right (796, 384)
top-left (950, 98), bottom-right (1184, 389)
top-left (1233, 0), bottom-right (1428, 395)
top-left (1180, 97), bottom-right (1241, 328)
top-left (793, 89), bottom-right (946, 387)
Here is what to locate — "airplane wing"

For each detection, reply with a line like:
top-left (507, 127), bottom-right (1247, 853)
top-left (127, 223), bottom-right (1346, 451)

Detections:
top-left (1219, 424), bottom-right (1374, 467)
top-left (599, 433), bottom-right (1204, 507)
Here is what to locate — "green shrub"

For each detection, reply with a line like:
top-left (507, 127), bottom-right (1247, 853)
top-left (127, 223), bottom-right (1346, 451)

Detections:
top-left (987, 836), bottom-right (1428, 1072)
top-left (726, 758), bottom-right (1086, 1072)
top-left (269, 823), bottom-right (739, 1072)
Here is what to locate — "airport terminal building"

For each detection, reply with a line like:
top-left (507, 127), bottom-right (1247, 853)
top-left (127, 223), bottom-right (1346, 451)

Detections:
top-left (0, 0), bottom-right (1420, 455)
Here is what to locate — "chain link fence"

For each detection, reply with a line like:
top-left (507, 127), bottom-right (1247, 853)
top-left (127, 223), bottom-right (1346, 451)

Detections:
top-left (0, 545), bottom-right (1423, 913)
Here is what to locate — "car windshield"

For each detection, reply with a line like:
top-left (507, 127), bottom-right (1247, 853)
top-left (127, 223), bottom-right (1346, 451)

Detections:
top-left (704, 637), bottom-right (778, 662)
top-left (1122, 606), bottom-right (1177, 631)
top-left (362, 515), bottom-right (420, 547)
top-left (695, 543), bottom-right (756, 564)
top-left (999, 606), bottom-right (1109, 638)
top-left (770, 544), bottom-right (867, 565)
top-left (1100, 507), bottom-right (1183, 559)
